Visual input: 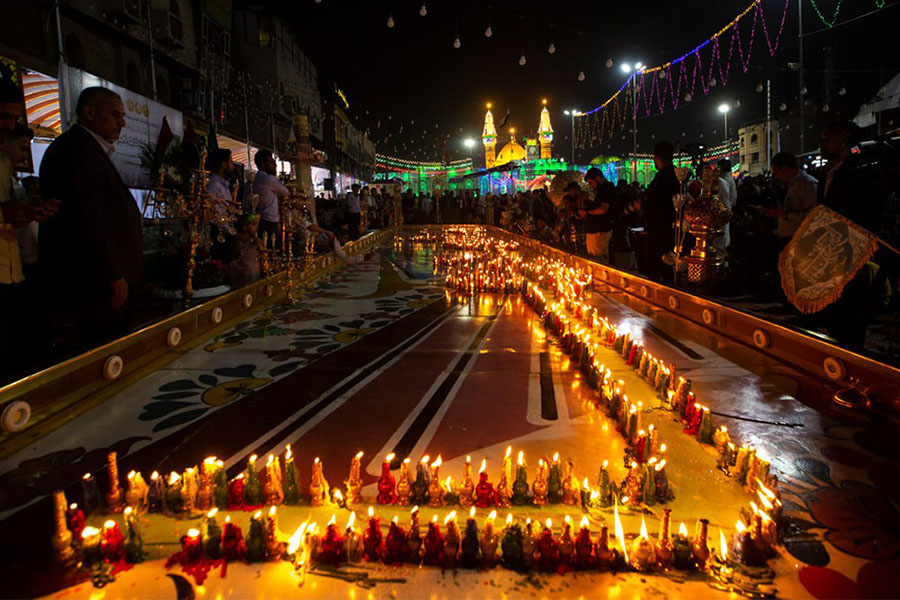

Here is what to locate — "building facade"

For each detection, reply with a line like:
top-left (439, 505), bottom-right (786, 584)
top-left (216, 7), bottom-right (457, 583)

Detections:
top-left (738, 119), bottom-right (780, 176)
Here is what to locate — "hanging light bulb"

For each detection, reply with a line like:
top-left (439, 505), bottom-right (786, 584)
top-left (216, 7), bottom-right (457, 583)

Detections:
top-left (684, 93), bottom-right (692, 102)
top-left (800, 86), bottom-right (808, 96)
top-left (454, 36), bottom-right (461, 48)
top-left (838, 87), bottom-right (846, 96)
top-left (577, 71), bottom-right (586, 82)
top-left (387, 14), bottom-right (395, 28)
top-left (700, 133), bottom-right (705, 138)
top-left (519, 55), bottom-right (527, 66)
top-left (756, 83), bottom-right (764, 93)
top-left (709, 77), bottom-right (717, 87)
top-left (485, 26), bottom-right (492, 37)
top-left (419, 3), bottom-right (427, 16)
top-left (822, 103), bottom-right (830, 112)
top-left (659, 71), bottom-right (666, 79)
top-left (650, 133), bottom-right (655, 139)
top-left (548, 43), bottom-right (556, 54)
top-left (605, 58), bottom-right (613, 68)
top-left (734, 100), bottom-right (741, 108)
top-left (779, 102), bottom-right (787, 111)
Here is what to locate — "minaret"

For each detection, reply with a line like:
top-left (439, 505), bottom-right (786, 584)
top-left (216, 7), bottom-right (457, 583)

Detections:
top-left (483, 103), bottom-right (497, 169)
top-left (538, 99), bottom-right (553, 160)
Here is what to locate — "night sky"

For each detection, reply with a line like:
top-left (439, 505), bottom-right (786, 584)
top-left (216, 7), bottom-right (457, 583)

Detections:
top-left (261, 0), bottom-right (898, 162)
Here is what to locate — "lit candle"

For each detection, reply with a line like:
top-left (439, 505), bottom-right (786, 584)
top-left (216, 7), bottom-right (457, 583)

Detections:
top-left (460, 507), bottom-right (480, 568)
top-left (692, 518), bottom-right (711, 570)
top-left (180, 528), bottom-right (203, 564)
top-left (125, 470), bottom-right (149, 513)
top-left (81, 473), bottom-right (100, 516)
top-left (406, 506), bottom-right (422, 564)
top-left (672, 522), bottom-right (693, 569)
top-left (106, 452), bottom-right (124, 513)
top-left (512, 451), bottom-right (530, 505)
top-left (202, 508), bottom-right (222, 559)
top-left (442, 511), bottom-right (461, 568)
top-left (245, 510), bottom-right (266, 562)
top-left (629, 516), bottom-right (656, 572)
top-left (282, 446), bottom-right (299, 505)
top-left (385, 516), bottom-right (406, 564)
top-left (558, 515), bottom-right (576, 566)
top-left (427, 456), bottom-right (445, 507)
top-left (480, 510), bottom-right (498, 566)
top-left (537, 518), bottom-right (560, 572)
top-left (411, 455), bottom-right (430, 506)
top-left (347, 451), bottom-right (364, 506)
top-left (532, 458), bottom-right (549, 506)
top-left (244, 454), bottom-right (263, 506)
top-left (697, 407), bottom-right (715, 444)
top-left (396, 458), bottom-right (412, 506)
top-left (309, 457), bottom-right (329, 507)
top-left (147, 471), bottom-right (163, 513)
top-left (655, 507), bottom-right (674, 569)
top-left (596, 460), bottom-right (612, 507)
top-left (319, 514), bottom-right (345, 565)
top-left (561, 459), bottom-right (578, 506)
top-left (574, 515), bottom-right (593, 570)
top-left (123, 506), bottom-right (145, 563)
top-left (362, 506), bottom-right (383, 562)
top-left (344, 512), bottom-right (362, 563)
top-left (222, 516), bottom-right (245, 561)
top-left (376, 452), bottom-right (396, 505)
top-left (497, 447), bottom-right (512, 508)
top-left (264, 453), bottom-right (283, 506)
top-left (165, 471), bottom-right (183, 513)
top-left (80, 526), bottom-right (103, 570)
top-left (423, 515), bottom-right (444, 566)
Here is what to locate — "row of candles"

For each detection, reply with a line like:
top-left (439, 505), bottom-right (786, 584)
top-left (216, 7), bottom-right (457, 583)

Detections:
top-left (509, 244), bottom-right (785, 566)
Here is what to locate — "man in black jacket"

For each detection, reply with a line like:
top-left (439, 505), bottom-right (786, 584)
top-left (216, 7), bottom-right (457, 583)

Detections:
top-left (39, 87), bottom-right (142, 348)
top-left (641, 141), bottom-right (679, 282)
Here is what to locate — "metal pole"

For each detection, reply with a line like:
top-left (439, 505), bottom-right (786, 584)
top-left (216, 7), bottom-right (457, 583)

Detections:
top-left (571, 113), bottom-right (575, 166)
top-left (242, 72), bottom-right (251, 169)
top-left (798, 0), bottom-right (805, 154)
top-left (766, 79), bottom-right (772, 170)
top-left (632, 76), bottom-right (638, 182)
top-left (145, 0), bottom-right (158, 101)
top-left (723, 112), bottom-right (728, 142)
top-left (53, 0), bottom-right (70, 130)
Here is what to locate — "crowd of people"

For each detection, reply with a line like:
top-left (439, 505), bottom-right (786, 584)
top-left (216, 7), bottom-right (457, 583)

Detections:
top-left (0, 85), bottom-right (383, 381)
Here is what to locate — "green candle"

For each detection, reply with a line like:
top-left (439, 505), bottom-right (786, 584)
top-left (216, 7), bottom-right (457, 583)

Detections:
top-left (282, 445), bottom-right (300, 505)
top-left (512, 452), bottom-right (530, 505)
top-left (244, 455), bottom-right (263, 506)
top-left (547, 453), bottom-right (562, 504)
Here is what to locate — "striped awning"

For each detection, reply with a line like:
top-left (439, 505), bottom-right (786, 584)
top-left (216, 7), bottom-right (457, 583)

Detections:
top-left (23, 71), bottom-right (61, 136)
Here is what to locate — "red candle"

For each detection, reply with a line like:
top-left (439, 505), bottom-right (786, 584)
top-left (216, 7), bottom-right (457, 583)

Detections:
top-left (634, 430), bottom-right (647, 463)
top-left (222, 517), bottom-right (246, 561)
top-left (181, 528), bottom-right (203, 563)
top-left (377, 453), bottom-right (397, 505)
top-left (475, 460), bottom-right (496, 508)
top-left (422, 516), bottom-right (444, 566)
top-left (574, 516), bottom-right (594, 570)
top-left (537, 519), bottom-right (560, 572)
top-left (66, 503), bottom-right (85, 540)
top-left (362, 507), bottom-right (383, 562)
top-left (228, 474), bottom-right (245, 509)
top-left (626, 344), bottom-right (638, 365)
top-left (318, 517), bottom-right (345, 565)
top-left (101, 520), bottom-right (125, 563)
top-left (384, 517), bottom-right (407, 564)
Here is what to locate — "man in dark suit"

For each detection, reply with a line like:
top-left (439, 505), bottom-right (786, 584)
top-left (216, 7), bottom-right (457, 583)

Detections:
top-left (641, 141), bottom-right (679, 282)
top-left (39, 87), bottom-right (142, 348)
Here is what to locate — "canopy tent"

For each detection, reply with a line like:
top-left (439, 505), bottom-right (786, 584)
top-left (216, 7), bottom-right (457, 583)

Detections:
top-left (854, 71), bottom-right (900, 129)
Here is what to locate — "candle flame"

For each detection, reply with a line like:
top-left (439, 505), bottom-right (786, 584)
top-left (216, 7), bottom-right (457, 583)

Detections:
top-left (124, 506), bottom-right (133, 516)
top-left (553, 452), bottom-right (559, 462)
top-left (444, 476), bottom-right (453, 492)
top-left (285, 445), bottom-right (292, 461)
top-left (431, 455), bottom-right (442, 468)
top-left (225, 516), bottom-right (231, 523)
top-left (621, 496), bottom-right (630, 504)
top-left (403, 458), bottom-right (410, 465)
top-left (204, 456), bottom-right (217, 465)
top-left (355, 451), bottom-right (364, 460)
top-left (81, 526), bottom-right (100, 539)
top-left (266, 453), bottom-right (274, 467)
top-left (660, 444), bottom-right (667, 454)
top-left (505, 446), bottom-right (512, 458)
top-left (565, 515), bottom-right (572, 525)
top-left (368, 506), bottom-right (374, 518)
top-left (70, 503), bottom-right (78, 510)
top-left (539, 458), bottom-right (544, 467)
top-left (216, 460), bottom-right (224, 468)
top-left (479, 458), bottom-right (487, 473)
top-left (269, 505), bottom-right (277, 516)
top-left (757, 479), bottom-right (776, 499)
top-left (385, 453), bottom-right (395, 463)
top-left (333, 489), bottom-right (344, 502)
top-left (287, 524), bottom-right (306, 555)
top-left (469, 506), bottom-right (476, 519)
top-left (719, 529), bottom-right (729, 561)
top-left (735, 520), bottom-right (746, 533)
top-left (505, 513), bottom-right (513, 526)
top-left (517, 451), bottom-right (524, 466)
top-left (393, 515), bottom-right (399, 524)
top-left (444, 511), bottom-right (457, 525)
top-left (127, 470), bottom-right (136, 480)
top-left (432, 515), bottom-right (438, 523)
top-left (583, 477), bottom-right (590, 489)
top-left (314, 457), bottom-right (320, 464)
top-left (150, 471), bottom-right (159, 481)
top-left (328, 514), bottom-right (336, 526)
top-left (655, 459), bottom-right (666, 472)
top-left (208, 508), bottom-right (218, 518)
top-left (488, 510), bottom-right (497, 522)
top-left (412, 506), bottom-right (419, 515)
top-left (466, 455), bottom-right (471, 464)
top-left (545, 518), bottom-right (552, 530)
top-left (750, 501), bottom-right (760, 515)
top-left (346, 512), bottom-right (356, 529)
top-left (253, 510), bottom-right (262, 519)
top-left (590, 490), bottom-right (600, 501)
top-left (187, 528), bottom-right (200, 538)
top-left (249, 454), bottom-right (257, 463)
top-left (168, 471), bottom-right (180, 485)
top-left (757, 490), bottom-right (774, 510)
top-left (614, 498), bottom-right (628, 563)
top-left (679, 522), bottom-right (688, 537)
top-left (630, 461), bottom-right (638, 469)
top-left (602, 459), bottom-right (608, 469)
top-left (648, 457), bottom-right (657, 466)
top-left (420, 455), bottom-right (430, 465)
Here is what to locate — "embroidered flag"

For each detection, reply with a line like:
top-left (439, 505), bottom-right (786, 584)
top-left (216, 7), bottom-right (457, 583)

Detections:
top-left (779, 205), bottom-right (879, 314)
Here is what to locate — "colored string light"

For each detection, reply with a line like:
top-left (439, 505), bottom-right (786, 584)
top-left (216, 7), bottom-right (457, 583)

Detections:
top-left (808, 0), bottom-right (885, 28)
top-left (577, 0), bottom-right (790, 148)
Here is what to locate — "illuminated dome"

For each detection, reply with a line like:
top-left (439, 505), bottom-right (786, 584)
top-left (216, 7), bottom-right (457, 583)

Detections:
top-left (495, 137), bottom-right (527, 166)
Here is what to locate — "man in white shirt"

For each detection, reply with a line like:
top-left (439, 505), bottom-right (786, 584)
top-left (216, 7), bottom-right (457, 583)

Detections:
top-left (715, 158), bottom-right (738, 250)
top-left (345, 183), bottom-right (362, 240)
top-left (252, 149), bottom-right (289, 248)
top-left (771, 151), bottom-right (818, 240)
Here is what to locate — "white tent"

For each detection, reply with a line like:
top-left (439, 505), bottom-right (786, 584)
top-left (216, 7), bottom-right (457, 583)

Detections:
top-left (854, 72), bottom-right (900, 128)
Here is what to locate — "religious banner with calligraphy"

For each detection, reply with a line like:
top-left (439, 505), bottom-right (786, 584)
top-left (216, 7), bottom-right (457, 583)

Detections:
top-left (779, 205), bottom-right (879, 314)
